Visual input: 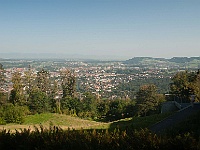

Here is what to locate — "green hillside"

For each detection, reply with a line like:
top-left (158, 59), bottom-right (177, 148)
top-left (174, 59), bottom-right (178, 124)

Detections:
top-left (0, 113), bottom-right (109, 131)
top-left (0, 112), bottom-right (172, 131)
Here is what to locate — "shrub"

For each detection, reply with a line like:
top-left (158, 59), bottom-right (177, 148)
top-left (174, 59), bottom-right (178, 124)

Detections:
top-left (0, 127), bottom-right (199, 150)
top-left (0, 117), bottom-right (6, 125)
top-left (0, 103), bottom-right (30, 124)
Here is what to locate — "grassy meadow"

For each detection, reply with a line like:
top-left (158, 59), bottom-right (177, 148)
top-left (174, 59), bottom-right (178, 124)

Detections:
top-left (0, 112), bottom-right (172, 132)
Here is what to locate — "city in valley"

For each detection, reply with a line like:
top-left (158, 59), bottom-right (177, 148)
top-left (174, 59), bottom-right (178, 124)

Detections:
top-left (1, 57), bottom-right (200, 99)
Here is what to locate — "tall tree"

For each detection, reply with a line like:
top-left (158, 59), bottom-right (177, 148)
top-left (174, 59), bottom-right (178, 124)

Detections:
top-left (49, 80), bottom-right (61, 113)
top-left (60, 69), bottom-right (76, 98)
top-left (50, 80), bottom-right (60, 99)
top-left (170, 71), bottom-right (199, 102)
top-left (36, 69), bottom-right (50, 95)
top-left (79, 92), bottom-right (97, 118)
top-left (106, 99), bottom-right (128, 121)
top-left (28, 88), bottom-right (50, 113)
top-left (0, 63), bottom-right (5, 88)
top-left (23, 66), bottom-right (36, 101)
top-left (61, 96), bottom-right (80, 115)
top-left (136, 84), bottom-right (162, 116)
top-left (10, 71), bottom-right (25, 105)
top-left (196, 70), bottom-right (200, 100)
top-left (0, 63), bottom-right (7, 104)
top-left (81, 92), bottom-right (97, 112)
top-left (97, 100), bottom-right (109, 118)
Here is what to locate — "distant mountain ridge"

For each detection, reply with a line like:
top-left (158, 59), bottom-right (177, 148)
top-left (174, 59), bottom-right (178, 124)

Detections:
top-left (0, 53), bottom-right (200, 63)
top-left (169, 57), bottom-right (200, 63)
top-left (124, 57), bottom-right (200, 64)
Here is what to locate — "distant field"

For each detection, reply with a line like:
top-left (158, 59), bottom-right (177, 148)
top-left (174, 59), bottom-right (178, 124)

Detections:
top-left (0, 113), bottom-right (172, 131)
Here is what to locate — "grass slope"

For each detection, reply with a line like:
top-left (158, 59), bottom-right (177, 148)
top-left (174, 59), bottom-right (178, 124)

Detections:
top-left (0, 113), bottom-right (109, 131)
top-left (110, 112), bottom-right (172, 130)
top-left (0, 112), bottom-right (172, 131)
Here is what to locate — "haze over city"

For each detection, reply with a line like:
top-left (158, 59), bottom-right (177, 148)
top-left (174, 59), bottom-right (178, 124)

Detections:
top-left (0, 0), bottom-right (200, 59)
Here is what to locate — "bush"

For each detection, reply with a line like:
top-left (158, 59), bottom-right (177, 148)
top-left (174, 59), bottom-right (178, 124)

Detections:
top-left (77, 111), bottom-right (96, 119)
top-left (0, 103), bottom-right (30, 124)
top-left (0, 117), bottom-right (6, 125)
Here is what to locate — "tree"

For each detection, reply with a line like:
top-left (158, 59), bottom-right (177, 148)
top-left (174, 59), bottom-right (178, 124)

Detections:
top-left (0, 64), bottom-right (7, 104)
top-left (0, 92), bottom-right (7, 105)
top-left (0, 63), bottom-right (5, 88)
top-left (97, 100), bottom-right (109, 118)
top-left (136, 84), bottom-right (161, 116)
top-left (170, 71), bottom-right (199, 102)
top-left (23, 66), bottom-right (36, 98)
top-left (61, 96), bottom-right (80, 115)
top-left (49, 80), bottom-right (61, 113)
top-left (0, 103), bottom-right (29, 124)
top-left (10, 71), bottom-right (25, 105)
top-left (50, 80), bottom-right (60, 99)
top-left (78, 92), bottom-right (97, 118)
top-left (28, 88), bottom-right (50, 114)
top-left (36, 69), bottom-right (50, 95)
top-left (60, 69), bottom-right (76, 98)
top-left (82, 92), bottom-right (97, 111)
top-left (196, 70), bottom-right (200, 100)
top-left (106, 99), bottom-right (127, 121)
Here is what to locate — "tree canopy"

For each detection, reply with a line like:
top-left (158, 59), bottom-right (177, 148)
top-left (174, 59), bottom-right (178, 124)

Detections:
top-left (170, 71), bottom-right (200, 102)
top-left (136, 84), bottom-right (164, 116)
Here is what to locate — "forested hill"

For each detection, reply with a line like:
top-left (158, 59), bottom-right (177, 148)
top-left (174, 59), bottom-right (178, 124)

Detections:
top-left (168, 57), bottom-right (200, 63)
top-left (124, 57), bottom-right (200, 65)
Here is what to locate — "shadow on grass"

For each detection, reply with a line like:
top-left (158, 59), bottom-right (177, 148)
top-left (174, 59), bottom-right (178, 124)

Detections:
top-left (109, 112), bottom-right (173, 131)
top-left (163, 110), bottom-right (200, 138)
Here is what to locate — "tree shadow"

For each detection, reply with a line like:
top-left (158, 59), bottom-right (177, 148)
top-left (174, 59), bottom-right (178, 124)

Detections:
top-left (108, 118), bottom-right (137, 131)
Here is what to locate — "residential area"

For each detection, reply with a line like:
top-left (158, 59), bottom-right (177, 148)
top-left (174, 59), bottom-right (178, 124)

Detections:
top-left (1, 57), bottom-right (199, 99)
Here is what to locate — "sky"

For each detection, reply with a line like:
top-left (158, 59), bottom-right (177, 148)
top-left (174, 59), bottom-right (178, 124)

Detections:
top-left (0, 0), bottom-right (200, 59)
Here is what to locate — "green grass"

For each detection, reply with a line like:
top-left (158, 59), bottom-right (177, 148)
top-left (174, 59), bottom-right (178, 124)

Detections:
top-left (23, 113), bottom-right (109, 130)
top-left (0, 112), bottom-right (173, 131)
top-left (24, 113), bottom-right (54, 124)
top-left (109, 112), bottom-right (173, 130)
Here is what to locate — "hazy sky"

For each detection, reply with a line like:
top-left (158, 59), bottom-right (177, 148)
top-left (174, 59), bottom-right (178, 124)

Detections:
top-left (0, 0), bottom-right (200, 59)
